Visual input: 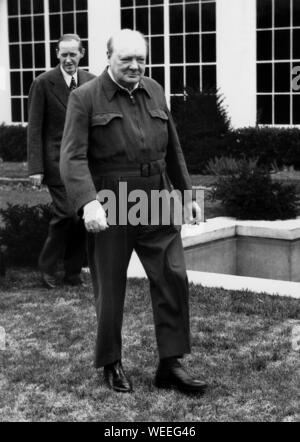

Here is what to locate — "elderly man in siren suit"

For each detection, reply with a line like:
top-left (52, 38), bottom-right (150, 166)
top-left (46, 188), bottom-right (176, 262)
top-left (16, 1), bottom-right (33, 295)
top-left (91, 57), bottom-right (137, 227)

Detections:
top-left (60, 29), bottom-right (207, 395)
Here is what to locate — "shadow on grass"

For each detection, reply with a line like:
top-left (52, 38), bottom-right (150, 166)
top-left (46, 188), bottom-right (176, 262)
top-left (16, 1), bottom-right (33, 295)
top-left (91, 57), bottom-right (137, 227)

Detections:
top-left (0, 270), bottom-right (299, 422)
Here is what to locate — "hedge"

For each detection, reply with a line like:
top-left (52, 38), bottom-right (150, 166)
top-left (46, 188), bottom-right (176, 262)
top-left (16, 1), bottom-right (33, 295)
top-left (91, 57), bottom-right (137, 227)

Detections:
top-left (0, 123), bottom-right (27, 162)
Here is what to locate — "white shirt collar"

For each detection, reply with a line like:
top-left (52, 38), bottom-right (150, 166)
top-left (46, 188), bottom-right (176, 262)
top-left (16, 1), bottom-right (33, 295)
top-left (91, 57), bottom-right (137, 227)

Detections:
top-left (108, 67), bottom-right (139, 92)
top-left (60, 65), bottom-right (78, 87)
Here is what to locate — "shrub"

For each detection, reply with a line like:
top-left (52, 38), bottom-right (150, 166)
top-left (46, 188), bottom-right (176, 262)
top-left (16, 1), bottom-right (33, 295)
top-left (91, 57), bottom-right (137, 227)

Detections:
top-left (0, 123), bottom-right (27, 162)
top-left (172, 88), bottom-right (231, 173)
top-left (0, 204), bottom-right (52, 267)
top-left (212, 161), bottom-right (299, 220)
top-left (206, 156), bottom-right (258, 177)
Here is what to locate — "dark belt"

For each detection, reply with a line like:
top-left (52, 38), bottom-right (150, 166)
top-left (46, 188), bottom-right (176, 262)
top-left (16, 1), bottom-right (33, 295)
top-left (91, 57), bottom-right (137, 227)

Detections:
top-left (94, 159), bottom-right (166, 177)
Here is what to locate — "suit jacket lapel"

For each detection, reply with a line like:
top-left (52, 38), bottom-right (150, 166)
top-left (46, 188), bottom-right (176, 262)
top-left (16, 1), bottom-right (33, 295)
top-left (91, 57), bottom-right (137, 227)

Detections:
top-left (49, 65), bottom-right (70, 109)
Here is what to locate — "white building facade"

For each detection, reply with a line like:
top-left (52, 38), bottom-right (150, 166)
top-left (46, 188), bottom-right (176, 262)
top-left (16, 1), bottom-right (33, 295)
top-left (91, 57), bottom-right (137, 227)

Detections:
top-left (0, 0), bottom-right (299, 128)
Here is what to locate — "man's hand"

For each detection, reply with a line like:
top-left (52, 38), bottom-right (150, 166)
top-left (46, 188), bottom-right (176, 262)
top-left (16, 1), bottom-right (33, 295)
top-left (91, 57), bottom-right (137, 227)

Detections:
top-left (29, 174), bottom-right (44, 188)
top-left (184, 200), bottom-right (202, 225)
top-left (83, 200), bottom-right (109, 233)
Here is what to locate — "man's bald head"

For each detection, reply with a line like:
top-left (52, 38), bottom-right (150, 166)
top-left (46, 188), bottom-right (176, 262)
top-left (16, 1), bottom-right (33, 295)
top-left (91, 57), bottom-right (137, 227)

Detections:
top-left (107, 29), bottom-right (148, 90)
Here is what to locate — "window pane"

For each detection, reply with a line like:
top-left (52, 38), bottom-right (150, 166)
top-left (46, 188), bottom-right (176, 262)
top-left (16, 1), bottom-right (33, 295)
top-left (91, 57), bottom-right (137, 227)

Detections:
top-left (170, 5), bottom-right (183, 34)
top-left (76, 13), bottom-right (88, 38)
top-left (186, 65), bottom-right (200, 90)
top-left (151, 67), bottom-right (165, 88)
top-left (23, 71), bottom-right (33, 96)
top-left (21, 17), bottom-right (32, 42)
top-left (121, 0), bottom-right (133, 6)
top-left (151, 37), bottom-right (164, 64)
top-left (151, 6), bottom-right (164, 35)
top-left (9, 18), bottom-right (19, 43)
top-left (293, 95), bottom-right (300, 124)
top-left (170, 66), bottom-right (183, 94)
top-left (81, 40), bottom-right (89, 65)
top-left (294, 0), bottom-right (300, 26)
top-left (8, 0), bottom-right (18, 16)
top-left (293, 29), bottom-right (300, 60)
top-left (136, 7), bottom-right (149, 35)
top-left (170, 36), bottom-right (183, 63)
top-left (274, 63), bottom-right (291, 92)
top-left (10, 72), bottom-right (21, 96)
top-left (186, 35), bottom-right (199, 63)
top-left (202, 34), bottom-right (216, 63)
top-left (275, 95), bottom-right (290, 124)
top-left (121, 9), bottom-right (134, 29)
top-left (136, 0), bottom-right (148, 5)
top-left (201, 3), bottom-right (216, 32)
top-left (274, 0), bottom-right (290, 28)
top-left (76, 0), bottom-right (87, 10)
top-left (275, 30), bottom-right (290, 59)
top-left (185, 3), bottom-right (199, 33)
top-left (292, 64), bottom-right (300, 93)
top-left (9, 45), bottom-right (20, 69)
top-left (22, 44), bottom-right (33, 68)
top-left (33, 0), bottom-right (44, 14)
top-left (257, 63), bottom-right (272, 92)
top-left (35, 43), bottom-right (46, 68)
top-left (63, 0), bottom-right (74, 12)
top-left (49, 0), bottom-right (61, 13)
top-left (50, 14), bottom-right (61, 40)
top-left (202, 65), bottom-right (216, 90)
top-left (257, 94), bottom-right (272, 124)
top-left (34, 15), bottom-right (45, 41)
top-left (257, 30), bottom-right (272, 61)
top-left (63, 13), bottom-right (75, 34)
top-left (23, 98), bottom-right (28, 123)
top-left (50, 42), bottom-right (58, 67)
top-left (21, 0), bottom-right (32, 15)
top-left (12, 98), bottom-right (22, 122)
top-left (257, 0), bottom-right (272, 28)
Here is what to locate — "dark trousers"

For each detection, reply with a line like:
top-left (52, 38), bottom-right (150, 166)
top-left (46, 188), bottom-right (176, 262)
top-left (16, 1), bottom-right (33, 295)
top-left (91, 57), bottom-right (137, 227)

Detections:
top-left (39, 184), bottom-right (86, 276)
top-left (87, 174), bottom-right (191, 368)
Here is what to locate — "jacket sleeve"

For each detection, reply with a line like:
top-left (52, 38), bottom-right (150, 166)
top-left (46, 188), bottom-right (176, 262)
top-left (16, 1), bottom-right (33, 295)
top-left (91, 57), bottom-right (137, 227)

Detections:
top-left (27, 79), bottom-right (45, 176)
top-left (60, 90), bottom-right (97, 214)
top-left (165, 108), bottom-right (193, 196)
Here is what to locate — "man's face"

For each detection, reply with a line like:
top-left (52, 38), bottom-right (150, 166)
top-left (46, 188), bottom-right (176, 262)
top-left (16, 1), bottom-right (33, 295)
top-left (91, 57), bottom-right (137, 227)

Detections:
top-left (108, 37), bottom-right (147, 89)
top-left (56, 39), bottom-right (84, 76)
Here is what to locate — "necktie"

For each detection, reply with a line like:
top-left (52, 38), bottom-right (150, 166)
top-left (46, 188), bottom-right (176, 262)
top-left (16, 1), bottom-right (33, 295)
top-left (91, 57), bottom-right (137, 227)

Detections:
top-left (70, 76), bottom-right (77, 91)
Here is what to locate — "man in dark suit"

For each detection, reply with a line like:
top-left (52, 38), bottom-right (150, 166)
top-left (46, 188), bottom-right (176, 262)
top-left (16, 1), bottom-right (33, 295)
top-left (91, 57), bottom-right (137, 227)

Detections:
top-left (27, 34), bottom-right (95, 289)
top-left (60, 29), bottom-right (207, 394)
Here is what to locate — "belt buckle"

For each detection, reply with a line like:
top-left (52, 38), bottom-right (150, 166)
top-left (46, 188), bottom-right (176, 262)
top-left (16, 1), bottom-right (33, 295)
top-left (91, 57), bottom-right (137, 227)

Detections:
top-left (141, 163), bottom-right (151, 177)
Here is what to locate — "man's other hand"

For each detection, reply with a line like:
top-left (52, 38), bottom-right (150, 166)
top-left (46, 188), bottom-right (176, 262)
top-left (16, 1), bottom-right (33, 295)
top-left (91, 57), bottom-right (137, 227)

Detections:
top-left (184, 200), bottom-right (202, 225)
top-left (29, 174), bottom-right (44, 188)
top-left (83, 200), bottom-right (109, 233)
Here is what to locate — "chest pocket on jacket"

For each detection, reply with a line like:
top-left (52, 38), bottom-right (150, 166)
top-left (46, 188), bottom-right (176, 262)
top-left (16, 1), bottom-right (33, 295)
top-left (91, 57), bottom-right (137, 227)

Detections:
top-left (148, 109), bottom-right (169, 152)
top-left (90, 112), bottom-right (125, 158)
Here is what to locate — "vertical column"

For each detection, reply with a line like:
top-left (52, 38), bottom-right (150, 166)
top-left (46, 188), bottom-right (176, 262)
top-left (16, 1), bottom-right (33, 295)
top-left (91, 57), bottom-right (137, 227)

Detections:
top-left (164, 0), bottom-right (170, 108)
top-left (216, 0), bottom-right (257, 128)
top-left (0, 0), bottom-right (12, 124)
top-left (88, 0), bottom-right (121, 75)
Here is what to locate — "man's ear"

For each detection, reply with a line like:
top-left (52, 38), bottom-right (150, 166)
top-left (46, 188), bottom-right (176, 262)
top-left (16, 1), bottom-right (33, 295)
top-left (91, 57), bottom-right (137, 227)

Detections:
top-left (80, 48), bottom-right (86, 59)
top-left (56, 48), bottom-right (59, 60)
top-left (107, 51), bottom-right (111, 65)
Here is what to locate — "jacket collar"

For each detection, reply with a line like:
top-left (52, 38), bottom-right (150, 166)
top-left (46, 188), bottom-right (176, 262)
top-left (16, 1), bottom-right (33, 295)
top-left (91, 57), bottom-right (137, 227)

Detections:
top-left (48, 65), bottom-right (70, 108)
top-left (101, 68), bottom-right (151, 102)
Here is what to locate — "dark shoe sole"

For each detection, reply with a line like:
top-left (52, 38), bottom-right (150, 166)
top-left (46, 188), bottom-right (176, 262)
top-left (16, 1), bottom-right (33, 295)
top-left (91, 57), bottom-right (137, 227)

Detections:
top-left (154, 379), bottom-right (207, 395)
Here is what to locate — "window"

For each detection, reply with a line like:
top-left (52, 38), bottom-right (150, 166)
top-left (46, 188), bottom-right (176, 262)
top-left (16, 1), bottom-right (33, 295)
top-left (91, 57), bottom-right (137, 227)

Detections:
top-left (7, 0), bottom-right (89, 123)
top-left (257, 0), bottom-right (300, 125)
top-left (120, 0), bottom-right (217, 107)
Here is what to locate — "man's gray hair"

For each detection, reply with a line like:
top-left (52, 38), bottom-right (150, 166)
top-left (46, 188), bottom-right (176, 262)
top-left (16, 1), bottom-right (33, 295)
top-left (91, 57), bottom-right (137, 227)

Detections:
top-left (107, 29), bottom-right (148, 57)
top-left (57, 33), bottom-right (84, 52)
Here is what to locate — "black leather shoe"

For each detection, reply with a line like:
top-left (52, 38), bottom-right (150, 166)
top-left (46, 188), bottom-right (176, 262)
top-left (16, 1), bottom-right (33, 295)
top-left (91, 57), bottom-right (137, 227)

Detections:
top-left (42, 272), bottom-right (56, 289)
top-left (154, 359), bottom-right (207, 395)
top-left (64, 274), bottom-right (83, 286)
top-left (103, 360), bottom-right (133, 393)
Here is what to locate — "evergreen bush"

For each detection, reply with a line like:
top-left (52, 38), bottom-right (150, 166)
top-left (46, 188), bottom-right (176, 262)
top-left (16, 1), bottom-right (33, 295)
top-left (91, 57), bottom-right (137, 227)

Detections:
top-left (0, 204), bottom-right (52, 267)
top-left (212, 161), bottom-right (299, 220)
top-left (0, 123), bottom-right (27, 162)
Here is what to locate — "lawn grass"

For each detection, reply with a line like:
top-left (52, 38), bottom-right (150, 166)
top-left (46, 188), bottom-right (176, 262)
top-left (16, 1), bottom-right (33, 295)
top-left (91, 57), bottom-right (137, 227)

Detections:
top-left (0, 270), bottom-right (299, 422)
